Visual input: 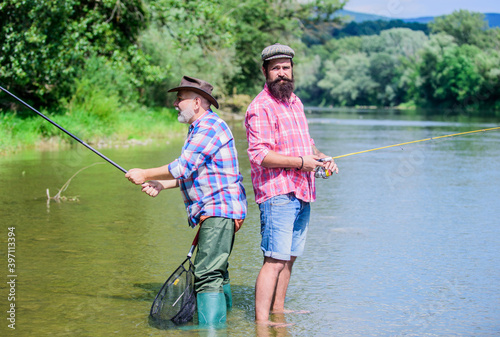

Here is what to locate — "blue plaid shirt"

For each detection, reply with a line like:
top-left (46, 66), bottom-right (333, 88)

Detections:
top-left (168, 110), bottom-right (247, 227)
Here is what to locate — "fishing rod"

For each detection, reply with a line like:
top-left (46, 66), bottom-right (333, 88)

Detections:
top-left (0, 85), bottom-right (128, 173)
top-left (332, 126), bottom-right (500, 159)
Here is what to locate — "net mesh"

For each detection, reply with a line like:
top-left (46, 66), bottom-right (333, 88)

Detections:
top-left (150, 257), bottom-right (196, 327)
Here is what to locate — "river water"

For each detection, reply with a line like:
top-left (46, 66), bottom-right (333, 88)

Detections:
top-left (1, 110), bottom-right (499, 336)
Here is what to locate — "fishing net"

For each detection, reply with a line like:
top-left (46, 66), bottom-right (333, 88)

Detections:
top-left (150, 231), bottom-right (199, 328)
top-left (150, 256), bottom-right (196, 327)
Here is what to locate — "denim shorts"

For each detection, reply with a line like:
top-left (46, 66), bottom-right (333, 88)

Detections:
top-left (258, 193), bottom-right (311, 261)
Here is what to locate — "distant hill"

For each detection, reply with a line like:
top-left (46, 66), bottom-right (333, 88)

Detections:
top-left (336, 10), bottom-right (500, 28)
top-left (484, 13), bottom-right (500, 27)
top-left (329, 19), bottom-right (429, 39)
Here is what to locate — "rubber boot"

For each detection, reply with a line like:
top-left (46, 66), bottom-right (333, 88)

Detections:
top-left (197, 292), bottom-right (227, 325)
top-left (223, 283), bottom-right (232, 310)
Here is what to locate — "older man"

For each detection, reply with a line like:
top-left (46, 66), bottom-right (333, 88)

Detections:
top-left (245, 44), bottom-right (338, 324)
top-left (126, 76), bottom-right (247, 325)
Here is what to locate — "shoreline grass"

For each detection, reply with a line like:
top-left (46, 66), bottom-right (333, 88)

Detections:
top-left (0, 106), bottom-right (186, 156)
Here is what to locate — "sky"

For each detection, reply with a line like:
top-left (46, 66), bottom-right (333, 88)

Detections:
top-left (343, 0), bottom-right (499, 19)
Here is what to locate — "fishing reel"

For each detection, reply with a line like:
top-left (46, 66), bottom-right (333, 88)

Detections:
top-left (315, 157), bottom-right (333, 179)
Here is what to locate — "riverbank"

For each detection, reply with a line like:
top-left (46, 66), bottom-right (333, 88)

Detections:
top-left (0, 106), bottom-right (187, 156)
top-left (3, 103), bottom-right (495, 157)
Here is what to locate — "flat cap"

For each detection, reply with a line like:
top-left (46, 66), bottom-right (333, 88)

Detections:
top-left (261, 43), bottom-right (295, 61)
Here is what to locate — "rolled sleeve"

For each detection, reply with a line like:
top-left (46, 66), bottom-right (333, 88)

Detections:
top-left (168, 159), bottom-right (182, 179)
top-left (249, 146), bottom-right (269, 166)
top-left (245, 105), bottom-right (274, 166)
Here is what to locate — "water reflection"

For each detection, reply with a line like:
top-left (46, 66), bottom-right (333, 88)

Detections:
top-left (255, 319), bottom-right (292, 337)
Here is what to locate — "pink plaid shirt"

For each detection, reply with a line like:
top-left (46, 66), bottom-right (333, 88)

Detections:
top-left (245, 84), bottom-right (316, 204)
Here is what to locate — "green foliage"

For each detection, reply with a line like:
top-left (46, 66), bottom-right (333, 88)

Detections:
top-left (295, 10), bottom-right (500, 113)
top-left (0, 106), bottom-right (184, 154)
top-left (147, 0), bottom-right (235, 50)
top-left (298, 28), bottom-right (429, 107)
top-left (369, 53), bottom-right (399, 105)
top-left (407, 33), bottom-right (500, 111)
top-left (377, 28), bottom-right (429, 56)
top-left (2, 4), bottom-right (500, 156)
top-left (318, 53), bottom-right (378, 106)
top-left (65, 56), bottom-right (139, 121)
top-left (138, 24), bottom-right (240, 106)
top-left (433, 45), bottom-right (483, 104)
top-left (0, 0), bottom-right (149, 108)
top-left (222, 0), bottom-right (345, 95)
top-left (144, 0), bottom-right (346, 96)
top-left (294, 54), bottom-right (325, 104)
top-left (0, 113), bottom-right (44, 152)
top-left (429, 10), bottom-right (489, 46)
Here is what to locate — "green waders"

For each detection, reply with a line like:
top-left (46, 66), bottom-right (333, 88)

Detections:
top-left (194, 217), bottom-right (235, 325)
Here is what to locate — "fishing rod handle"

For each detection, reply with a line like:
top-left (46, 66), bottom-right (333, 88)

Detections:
top-left (187, 227), bottom-right (201, 258)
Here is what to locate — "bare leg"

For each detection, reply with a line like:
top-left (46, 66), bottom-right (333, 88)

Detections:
top-left (255, 257), bottom-right (286, 323)
top-left (271, 256), bottom-right (296, 312)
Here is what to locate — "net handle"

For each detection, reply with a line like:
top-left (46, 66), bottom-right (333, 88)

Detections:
top-left (187, 227), bottom-right (200, 258)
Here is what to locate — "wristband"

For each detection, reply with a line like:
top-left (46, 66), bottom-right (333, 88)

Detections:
top-left (297, 156), bottom-right (304, 170)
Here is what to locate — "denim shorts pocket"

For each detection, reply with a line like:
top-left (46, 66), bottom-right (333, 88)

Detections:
top-left (270, 194), bottom-right (292, 206)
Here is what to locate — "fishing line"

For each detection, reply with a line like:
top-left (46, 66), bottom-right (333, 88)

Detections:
top-left (0, 85), bottom-right (127, 173)
top-left (332, 126), bottom-right (500, 159)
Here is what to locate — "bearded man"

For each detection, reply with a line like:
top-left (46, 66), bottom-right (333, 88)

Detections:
top-left (126, 76), bottom-right (247, 325)
top-left (245, 44), bottom-right (338, 325)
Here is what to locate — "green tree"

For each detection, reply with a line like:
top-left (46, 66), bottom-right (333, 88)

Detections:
top-left (0, 0), bottom-right (150, 109)
top-left (139, 24), bottom-right (240, 106)
top-left (297, 28), bottom-right (428, 107)
top-left (408, 32), bottom-right (500, 111)
top-left (226, 0), bottom-right (346, 95)
top-left (318, 53), bottom-right (377, 106)
top-left (379, 28), bottom-right (428, 57)
top-left (429, 10), bottom-right (489, 47)
top-left (368, 52), bottom-right (399, 105)
top-left (142, 0), bottom-right (346, 99)
top-left (433, 45), bottom-right (484, 105)
top-left (370, 29), bottom-right (429, 106)
top-left (297, 10), bottom-right (500, 111)
top-left (146, 0), bottom-right (235, 51)
top-left (295, 54), bottom-right (324, 104)
top-left (322, 35), bottom-right (364, 61)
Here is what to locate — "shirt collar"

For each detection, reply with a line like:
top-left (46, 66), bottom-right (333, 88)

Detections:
top-left (188, 109), bottom-right (211, 132)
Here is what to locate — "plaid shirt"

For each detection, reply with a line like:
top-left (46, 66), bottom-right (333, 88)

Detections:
top-left (245, 84), bottom-right (316, 204)
top-left (168, 110), bottom-right (247, 227)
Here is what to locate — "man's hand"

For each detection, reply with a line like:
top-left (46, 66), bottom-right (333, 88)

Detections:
top-left (301, 155), bottom-right (322, 171)
top-left (141, 181), bottom-right (164, 197)
top-left (125, 168), bottom-right (147, 185)
top-left (317, 156), bottom-right (339, 174)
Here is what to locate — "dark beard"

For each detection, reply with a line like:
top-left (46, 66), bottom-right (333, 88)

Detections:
top-left (267, 76), bottom-right (294, 103)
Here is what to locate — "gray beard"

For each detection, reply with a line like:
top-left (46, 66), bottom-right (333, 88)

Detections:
top-left (177, 107), bottom-right (195, 124)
